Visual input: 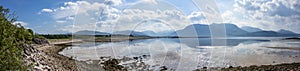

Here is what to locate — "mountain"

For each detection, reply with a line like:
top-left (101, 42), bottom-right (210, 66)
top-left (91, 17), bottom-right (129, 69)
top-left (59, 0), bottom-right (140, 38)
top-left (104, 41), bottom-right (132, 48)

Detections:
top-left (74, 30), bottom-right (110, 35)
top-left (113, 30), bottom-right (177, 37)
top-left (247, 31), bottom-right (280, 36)
top-left (212, 23), bottom-right (248, 36)
top-left (277, 29), bottom-right (296, 34)
top-left (113, 30), bottom-right (148, 36)
top-left (176, 24), bottom-right (210, 37)
top-left (140, 31), bottom-right (156, 36)
top-left (241, 26), bottom-right (263, 32)
top-left (240, 27), bottom-right (299, 37)
top-left (175, 23), bottom-right (299, 37)
top-left (246, 29), bottom-right (299, 37)
top-left (141, 31), bottom-right (176, 36)
top-left (73, 24), bottom-right (299, 37)
top-left (176, 23), bottom-right (248, 37)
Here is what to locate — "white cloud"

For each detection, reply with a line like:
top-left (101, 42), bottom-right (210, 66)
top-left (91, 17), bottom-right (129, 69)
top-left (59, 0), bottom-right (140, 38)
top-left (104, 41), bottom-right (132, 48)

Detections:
top-left (39, 1), bottom-right (118, 19)
top-left (109, 0), bottom-right (191, 32)
top-left (44, 0), bottom-right (192, 33)
top-left (66, 16), bottom-right (75, 20)
top-left (220, 0), bottom-right (300, 33)
top-left (105, 0), bottom-right (123, 6)
top-left (113, 9), bottom-right (190, 32)
top-left (142, 0), bottom-right (158, 4)
top-left (187, 11), bottom-right (206, 24)
top-left (53, 1), bottom-right (107, 19)
top-left (38, 0), bottom-right (123, 33)
top-left (38, 0), bottom-right (300, 34)
top-left (13, 21), bottom-right (28, 26)
top-left (61, 22), bottom-right (98, 33)
top-left (221, 11), bottom-right (234, 23)
top-left (41, 9), bottom-right (53, 13)
top-left (56, 20), bottom-right (67, 24)
top-left (46, 0), bottom-right (122, 33)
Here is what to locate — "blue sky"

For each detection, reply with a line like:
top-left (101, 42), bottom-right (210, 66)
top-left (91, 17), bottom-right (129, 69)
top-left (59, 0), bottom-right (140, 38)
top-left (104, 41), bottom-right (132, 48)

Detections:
top-left (1, 0), bottom-right (299, 34)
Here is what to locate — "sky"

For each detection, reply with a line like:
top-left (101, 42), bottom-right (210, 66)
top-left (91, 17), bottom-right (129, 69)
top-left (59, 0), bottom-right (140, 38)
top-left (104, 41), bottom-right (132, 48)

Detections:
top-left (0, 0), bottom-right (299, 34)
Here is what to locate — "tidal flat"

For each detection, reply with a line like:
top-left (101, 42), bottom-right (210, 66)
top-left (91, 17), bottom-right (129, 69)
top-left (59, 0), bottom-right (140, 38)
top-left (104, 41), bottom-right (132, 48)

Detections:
top-left (56, 37), bottom-right (300, 70)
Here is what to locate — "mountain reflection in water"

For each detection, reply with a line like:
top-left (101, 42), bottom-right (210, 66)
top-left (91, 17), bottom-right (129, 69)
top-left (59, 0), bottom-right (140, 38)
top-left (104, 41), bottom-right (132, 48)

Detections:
top-left (60, 37), bottom-right (300, 70)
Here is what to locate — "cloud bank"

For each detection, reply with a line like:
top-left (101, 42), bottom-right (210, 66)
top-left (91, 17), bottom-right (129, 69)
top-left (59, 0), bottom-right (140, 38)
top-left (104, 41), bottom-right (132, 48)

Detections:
top-left (38, 0), bottom-right (300, 33)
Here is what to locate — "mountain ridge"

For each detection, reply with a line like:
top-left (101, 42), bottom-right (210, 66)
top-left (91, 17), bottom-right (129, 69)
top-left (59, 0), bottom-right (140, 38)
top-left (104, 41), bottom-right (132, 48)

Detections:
top-left (72, 23), bottom-right (299, 37)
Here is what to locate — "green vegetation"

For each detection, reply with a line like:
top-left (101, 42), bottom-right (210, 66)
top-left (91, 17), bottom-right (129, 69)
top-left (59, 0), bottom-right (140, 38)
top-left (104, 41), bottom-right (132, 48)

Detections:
top-left (0, 6), bottom-right (35, 70)
top-left (39, 34), bottom-right (72, 39)
top-left (39, 34), bottom-right (113, 39)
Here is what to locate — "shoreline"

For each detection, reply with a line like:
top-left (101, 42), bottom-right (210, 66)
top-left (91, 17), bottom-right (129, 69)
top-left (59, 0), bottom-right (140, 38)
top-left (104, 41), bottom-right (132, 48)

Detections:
top-left (29, 38), bottom-right (300, 70)
top-left (202, 62), bottom-right (300, 71)
top-left (24, 39), bottom-right (78, 70)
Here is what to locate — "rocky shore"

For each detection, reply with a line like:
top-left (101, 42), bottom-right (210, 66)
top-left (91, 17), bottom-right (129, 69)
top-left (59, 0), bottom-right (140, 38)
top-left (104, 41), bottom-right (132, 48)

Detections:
top-left (22, 39), bottom-right (78, 71)
top-left (76, 56), bottom-right (300, 71)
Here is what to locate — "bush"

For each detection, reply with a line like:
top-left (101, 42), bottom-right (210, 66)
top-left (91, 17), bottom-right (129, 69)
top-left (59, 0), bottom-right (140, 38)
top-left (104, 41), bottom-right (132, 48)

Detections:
top-left (0, 6), bottom-right (33, 70)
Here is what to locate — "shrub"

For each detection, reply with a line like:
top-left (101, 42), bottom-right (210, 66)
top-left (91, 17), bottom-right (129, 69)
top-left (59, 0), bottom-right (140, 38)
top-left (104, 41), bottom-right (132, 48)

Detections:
top-left (0, 6), bottom-right (33, 70)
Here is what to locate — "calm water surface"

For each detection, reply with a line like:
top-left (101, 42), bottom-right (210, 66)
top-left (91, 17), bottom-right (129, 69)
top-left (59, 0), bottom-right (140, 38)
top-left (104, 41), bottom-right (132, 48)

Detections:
top-left (60, 37), bottom-right (300, 70)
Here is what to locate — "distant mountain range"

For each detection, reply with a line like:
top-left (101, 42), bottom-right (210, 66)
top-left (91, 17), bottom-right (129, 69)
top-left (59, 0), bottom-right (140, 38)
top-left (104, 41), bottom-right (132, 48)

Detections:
top-left (175, 23), bottom-right (299, 37)
top-left (74, 23), bottom-right (300, 37)
top-left (175, 23), bottom-right (250, 37)
top-left (112, 30), bottom-right (147, 36)
top-left (111, 30), bottom-right (175, 36)
top-left (241, 26), bottom-right (263, 32)
top-left (74, 30), bottom-right (110, 35)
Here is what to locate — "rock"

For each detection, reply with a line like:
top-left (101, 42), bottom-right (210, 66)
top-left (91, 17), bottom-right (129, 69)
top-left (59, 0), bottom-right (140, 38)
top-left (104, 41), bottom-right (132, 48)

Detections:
top-left (133, 57), bottom-right (138, 60)
top-left (22, 43), bottom-right (54, 70)
top-left (103, 59), bottom-right (125, 70)
top-left (159, 66), bottom-right (168, 71)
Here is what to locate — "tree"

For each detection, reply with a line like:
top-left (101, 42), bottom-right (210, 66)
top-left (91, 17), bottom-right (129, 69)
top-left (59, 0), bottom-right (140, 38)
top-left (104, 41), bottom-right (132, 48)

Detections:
top-left (27, 29), bottom-right (33, 35)
top-left (0, 6), bottom-right (32, 70)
